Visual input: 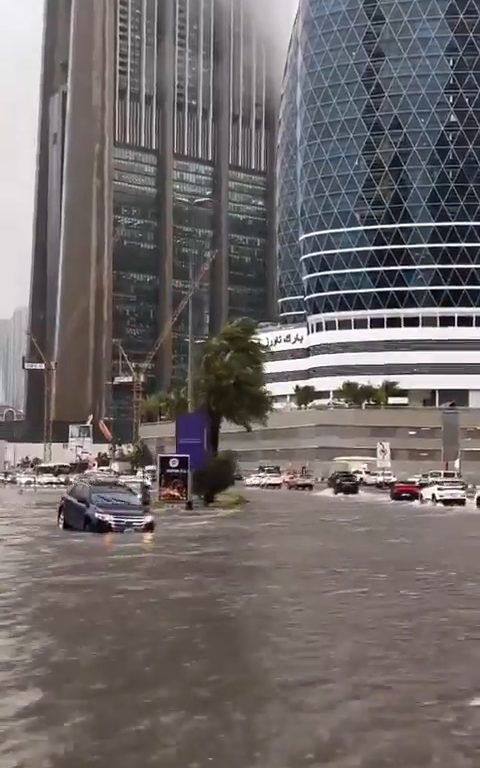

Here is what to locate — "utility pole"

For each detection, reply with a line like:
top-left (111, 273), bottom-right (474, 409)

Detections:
top-left (113, 248), bottom-right (216, 443)
top-left (187, 255), bottom-right (194, 412)
top-left (176, 196), bottom-right (212, 413)
top-left (24, 334), bottom-right (57, 462)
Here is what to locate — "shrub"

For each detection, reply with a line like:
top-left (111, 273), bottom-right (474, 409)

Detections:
top-left (192, 451), bottom-right (236, 505)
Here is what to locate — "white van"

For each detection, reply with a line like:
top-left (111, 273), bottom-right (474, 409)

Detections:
top-left (427, 470), bottom-right (461, 482)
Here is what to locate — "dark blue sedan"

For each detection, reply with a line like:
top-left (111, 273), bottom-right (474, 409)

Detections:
top-left (57, 479), bottom-right (155, 534)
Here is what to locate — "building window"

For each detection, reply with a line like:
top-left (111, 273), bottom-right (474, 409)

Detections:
top-left (386, 316), bottom-right (402, 328)
top-left (404, 315), bottom-right (420, 327)
top-left (353, 317), bottom-right (368, 329)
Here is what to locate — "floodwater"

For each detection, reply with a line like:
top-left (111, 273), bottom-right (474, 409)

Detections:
top-left (1, 487), bottom-right (480, 767)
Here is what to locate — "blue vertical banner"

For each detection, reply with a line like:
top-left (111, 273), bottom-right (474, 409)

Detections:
top-left (175, 410), bottom-right (208, 470)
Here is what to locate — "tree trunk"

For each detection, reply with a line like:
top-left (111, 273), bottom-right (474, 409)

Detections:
top-left (208, 410), bottom-right (221, 456)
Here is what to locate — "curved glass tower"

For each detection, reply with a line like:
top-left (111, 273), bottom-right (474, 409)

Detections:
top-left (278, 0), bottom-right (480, 317)
top-left (276, 13), bottom-right (304, 322)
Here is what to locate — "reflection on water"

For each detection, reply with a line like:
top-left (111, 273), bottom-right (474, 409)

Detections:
top-left (0, 489), bottom-right (480, 766)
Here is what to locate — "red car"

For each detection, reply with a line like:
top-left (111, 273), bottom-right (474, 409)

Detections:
top-left (390, 481), bottom-right (420, 501)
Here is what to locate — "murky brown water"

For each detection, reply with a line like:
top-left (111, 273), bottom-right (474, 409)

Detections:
top-left (1, 487), bottom-right (480, 766)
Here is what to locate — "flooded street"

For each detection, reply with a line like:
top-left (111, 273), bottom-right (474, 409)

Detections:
top-left (1, 488), bottom-right (480, 766)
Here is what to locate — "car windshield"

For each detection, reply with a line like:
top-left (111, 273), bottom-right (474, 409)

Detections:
top-left (92, 487), bottom-right (141, 506)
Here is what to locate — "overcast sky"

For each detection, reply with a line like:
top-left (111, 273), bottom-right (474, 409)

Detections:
top-left (0, 0), bottom-right (298, 321)
top-left (0, 0), bottom-right (44, 318)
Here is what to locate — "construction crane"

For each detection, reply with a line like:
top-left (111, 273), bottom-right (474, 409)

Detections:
top-left (24, 219), bottom-right (135, 460)
top-left (114, 249), bottom-right (216, 443)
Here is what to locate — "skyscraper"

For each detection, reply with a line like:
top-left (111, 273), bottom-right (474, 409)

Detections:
top-left (271, 0), bottom-right (480, 407)
top-left (0, 308), bottom-right (28, 411)
top-left (27, 0), bottom-right (277, 433)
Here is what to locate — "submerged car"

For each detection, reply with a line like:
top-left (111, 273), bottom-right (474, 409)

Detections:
top-left (57, 479), bottom-right (155, 533)
top-left (419, 481), bottom-right (466, 507)
top-left (390, 481), bottom-right (420, 501)
top-left (328, 471), bottom-right (359, 495)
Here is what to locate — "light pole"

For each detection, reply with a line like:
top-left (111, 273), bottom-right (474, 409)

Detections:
top-left (175, 197), bottom-right (212, 412)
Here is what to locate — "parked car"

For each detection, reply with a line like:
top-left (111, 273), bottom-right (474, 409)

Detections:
top-left (284, 472), bottom-right (315, 491)
top-left (363, 470), bottom-right (397, 488)
top-left (390, 481), bottom-right (420, 501)
top-left (419, 481), bottom-right (466, 507)
top-left (260, 473), bottom-right (284, 489)
top-left (244, 474), bottom-right (264, 488)
top-left (57, 478), bottom-right (155, 533)
top-left (328, 472), bottom-right (359, 495)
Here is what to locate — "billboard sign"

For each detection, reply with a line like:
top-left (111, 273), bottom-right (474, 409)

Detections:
top-left (376, 441), bottom-right (391, 468)
top-left (158, 454), bottom-right (190, 503)
top-left (175, 410), bottom-right (208, 470)
top-left (68, 424), bottom-right (93, 455)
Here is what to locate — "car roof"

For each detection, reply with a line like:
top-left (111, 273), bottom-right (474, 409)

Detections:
top-left (76, 477), bottom-right (134, 490)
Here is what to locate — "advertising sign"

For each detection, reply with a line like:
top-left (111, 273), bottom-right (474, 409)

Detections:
top-left (175, 410), bottom-right (208, 470)
top-left (68, 424), bottom-right (93, 455)
top-left (376, 441), bottom-right (391, 468)
top-left (158, 454), bottom-right (190, 503)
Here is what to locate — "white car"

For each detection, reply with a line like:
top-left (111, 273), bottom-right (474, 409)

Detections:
top-left (259, 474), bottom-right (283, 489)
top-left (420, 481), bottom-right (466, 507)
top-left (36, 473), bottom-right (65, 487)
top-left (244, 474), bottom-right (264, 488)
top-left (364, 470), bottom-right (397, 487)
top-left (17, 473), bottom-right (36, 488)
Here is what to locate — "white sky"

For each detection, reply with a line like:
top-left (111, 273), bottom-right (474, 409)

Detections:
top-left (0, 0), bottom-right (298, 321)
top-left (0, 0), bottom-right (44, 318)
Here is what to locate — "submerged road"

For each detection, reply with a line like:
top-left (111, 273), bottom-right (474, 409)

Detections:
top-left (1, 487), bottom-right (480, 766)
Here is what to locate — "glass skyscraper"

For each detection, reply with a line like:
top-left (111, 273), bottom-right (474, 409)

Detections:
top-left (269, 0), bottom-right (480, 408)
top-left (278, 0), bottom-right (480, 317)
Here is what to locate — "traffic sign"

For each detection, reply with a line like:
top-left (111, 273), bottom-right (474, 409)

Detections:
top-left (22, 358), bottom-right (57, 371)
top-left (376, 441), bottom-right (391, 468)
top-left (22, 359), bottom-right (45, 371)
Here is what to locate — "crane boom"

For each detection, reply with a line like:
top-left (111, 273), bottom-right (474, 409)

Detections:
top-left (141, 249), bottom-right (216, 374)
top-left (116, 249), bottom-right (216, 443)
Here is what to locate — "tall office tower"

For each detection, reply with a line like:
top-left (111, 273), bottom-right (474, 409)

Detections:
top-left (26, 0), bottom-right (277, 432)
top-left (0, 308), bottom-right (28, 411)
top-left (272, 0), bottom-right (480, 407)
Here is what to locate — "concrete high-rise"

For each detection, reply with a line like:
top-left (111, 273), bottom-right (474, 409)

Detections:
top-left (27, 0), bottom-right (277, 433)
top-left (0, 307), bottom-right (28, 412)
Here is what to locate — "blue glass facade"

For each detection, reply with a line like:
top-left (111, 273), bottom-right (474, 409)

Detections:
top-left (277, 13), bottom-right (304, 322)
top-left (277, 0), bottom-right (480, 317)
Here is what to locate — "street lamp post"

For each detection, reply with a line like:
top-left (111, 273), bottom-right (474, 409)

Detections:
top-left (175, 197), bottom-right (212, 413)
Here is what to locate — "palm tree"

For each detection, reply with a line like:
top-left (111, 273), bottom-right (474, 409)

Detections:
top-left (334, 380), bottom-right (366, 406)
top-left (293, 384), bottom-right (316, 409)
top-left (360, 383), bottom-right (379, 406)
top-left (196, 318), bottom-right (272, 455)
top-left (140, 388), bottom-right (188, 423)
top-left (376, 379), bottom-right (401, 406)
top-left (140, 392), bottom-right (164, 423)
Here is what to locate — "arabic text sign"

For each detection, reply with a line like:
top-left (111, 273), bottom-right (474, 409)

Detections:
top-left (265, 332), bottom-right (304, 348)
top-left (157, 454), bottom-right (190, 503)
